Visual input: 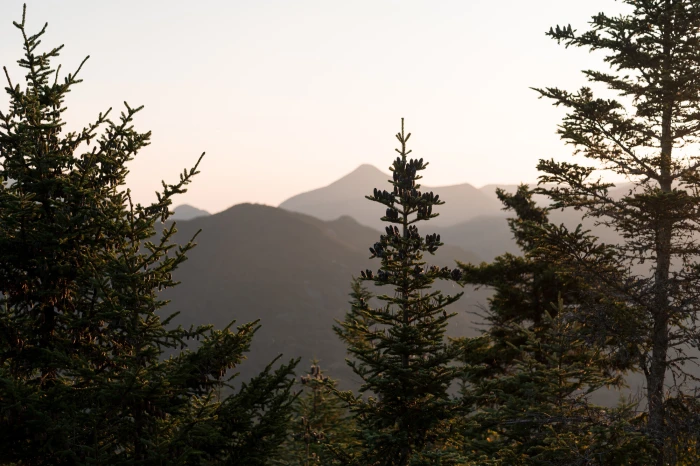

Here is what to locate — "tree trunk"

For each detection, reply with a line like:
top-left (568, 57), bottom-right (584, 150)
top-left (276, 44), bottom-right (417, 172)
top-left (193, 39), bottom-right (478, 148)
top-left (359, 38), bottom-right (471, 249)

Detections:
top-left (648, 77), bottom-right (674, 464)
top-left (648, 223), bottom-right (670, 466)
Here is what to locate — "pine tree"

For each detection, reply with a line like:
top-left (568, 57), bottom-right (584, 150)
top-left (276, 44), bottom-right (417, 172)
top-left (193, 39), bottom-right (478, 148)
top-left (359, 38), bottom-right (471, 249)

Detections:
top-left (335, 278), bottom-right (377, 356)
top-left (462, 300), bottom-right (652, 465)
top-left (333, 119), bottom-right (466, 466)
top-left (455, 186), bottom-right (650, 463)
top-left (456, 185), bottom-right (637, 387)
top-left (532, 1), bottom-right (700, 463)
top-left (276, 360), bottom-right (358, 466)
top-left (0, 7), bottom-right (297, 464)
top-left (456, 185), bottom-right (580, 378)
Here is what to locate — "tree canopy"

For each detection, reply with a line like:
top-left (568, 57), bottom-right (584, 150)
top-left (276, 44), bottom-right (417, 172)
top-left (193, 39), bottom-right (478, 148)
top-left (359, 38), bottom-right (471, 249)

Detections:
top-left (0, 7), bottom-right (297, 464)
top-left (334, 119), bottom-right (466, 465)
top-left (533, 1), bottom-right (700, 463)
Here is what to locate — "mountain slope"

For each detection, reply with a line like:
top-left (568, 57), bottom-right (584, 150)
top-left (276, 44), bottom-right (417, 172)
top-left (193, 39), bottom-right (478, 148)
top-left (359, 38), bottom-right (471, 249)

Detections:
top-left (160, 203), bottom-right (487, 388)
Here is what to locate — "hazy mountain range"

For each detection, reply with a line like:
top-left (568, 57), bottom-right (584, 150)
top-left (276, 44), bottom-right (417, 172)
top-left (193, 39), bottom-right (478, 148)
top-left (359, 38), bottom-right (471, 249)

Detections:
top-left (277, 164), bottom-right (635, 262)
top-left (167, 164), bottom-right (645, 399)
top-left (162, 203), bottom-right (488, 389)
top-left (279, 164), bottom-right (515, 230)
top-left (174, 164), bottom-right (635, 262)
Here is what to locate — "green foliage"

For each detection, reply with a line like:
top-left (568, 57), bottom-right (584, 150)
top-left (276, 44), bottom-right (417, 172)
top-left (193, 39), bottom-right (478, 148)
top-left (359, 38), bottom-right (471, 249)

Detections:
top-left (334, 120), bottom-right (466, 466)
top-left (457, 185), bottom-right (640, 377)
top-left (0, 8), bottom-right (297, 464)
top-left (454, 185), bottom-right (651, 464)
top-left (663, 393), bottom-right (700, 465)
top-left (532, 1), bottom-right (700, 462)
top-left (462, 301), bottom-right (653, 465)
top-left (456, 186), bottom-right (580, 378)
top-left (335, 279), bottom-right (377, 356)
top-left (275, 360), bottom-right (358, 466)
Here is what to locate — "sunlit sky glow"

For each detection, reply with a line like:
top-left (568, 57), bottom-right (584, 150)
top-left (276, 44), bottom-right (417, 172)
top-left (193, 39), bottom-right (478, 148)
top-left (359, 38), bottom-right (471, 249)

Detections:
top-left (0, 0), bottom-right (631, 214)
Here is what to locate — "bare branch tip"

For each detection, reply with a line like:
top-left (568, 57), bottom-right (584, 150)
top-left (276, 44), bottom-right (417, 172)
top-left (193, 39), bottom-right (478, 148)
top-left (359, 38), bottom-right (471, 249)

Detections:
top-left (2, 67), bottom-right (13, 89)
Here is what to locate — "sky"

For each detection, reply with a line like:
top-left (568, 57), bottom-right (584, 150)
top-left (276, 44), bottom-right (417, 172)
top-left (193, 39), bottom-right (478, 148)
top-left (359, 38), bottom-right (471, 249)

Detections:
top-left (0, 0), bottom-right (631, 214)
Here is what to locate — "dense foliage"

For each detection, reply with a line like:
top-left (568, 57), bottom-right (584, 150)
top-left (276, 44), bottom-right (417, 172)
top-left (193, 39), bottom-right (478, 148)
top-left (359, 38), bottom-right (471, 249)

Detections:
top-left (275, 360), bottom-right (358, 465)
top-left (532, 0), bottom-right (700, 463)
top-left (463, 304), bottom-right (651, 465)
top-left (5, 0), bottom-right (700, 465)
top-left (454, 186), bottom-right (647, 463)
top-left (334, 120), bottom-right (466, 465)
top-left (0, 8), bottom-right (297, 464)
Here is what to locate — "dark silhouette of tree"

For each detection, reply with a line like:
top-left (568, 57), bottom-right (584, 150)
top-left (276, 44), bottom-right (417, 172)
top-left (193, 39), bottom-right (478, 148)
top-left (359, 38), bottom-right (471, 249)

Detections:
top-left (460, 300), bottom-right (652, 465)
top-left (0, 7), bottom-right (297, 464)
top-left (334, 119), bottom-right (466, 465)
top-left (533, 1), bottom-right (700, 463)
top-left (276, 360), bottom-right (358, 466)
top-left (455, 186), bottom-right (651, 463)
top-left (456, 186), bottom-right (578, 377)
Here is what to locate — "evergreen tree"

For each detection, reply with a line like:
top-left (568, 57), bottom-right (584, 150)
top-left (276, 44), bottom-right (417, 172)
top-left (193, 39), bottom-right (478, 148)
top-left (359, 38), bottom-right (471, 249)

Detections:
top-left (456, 185), bottom-right (580, 378)
top-left (0, 8), bottom-right (297, 464)
top-left (276, 360), bottom-right (358, 466)
top-left (334, 119), bottom-right (466, 466)
top-left (532, 0), bottom-right (700, 462)
top-left (458, 185), bottom-right (634, 371)
top-left (335, 278), bottom-right (377, 356)
top-left (456, 185), bottom-right (638, 388)
top-left (462, 300), bottom-right (652, 465)
top-left (455, 186), bottom-right (650, 463)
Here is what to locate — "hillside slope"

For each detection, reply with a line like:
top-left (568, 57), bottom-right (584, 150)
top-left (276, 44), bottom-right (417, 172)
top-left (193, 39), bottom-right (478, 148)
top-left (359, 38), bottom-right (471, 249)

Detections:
top-left (160, 204), bottom-right (488, 388)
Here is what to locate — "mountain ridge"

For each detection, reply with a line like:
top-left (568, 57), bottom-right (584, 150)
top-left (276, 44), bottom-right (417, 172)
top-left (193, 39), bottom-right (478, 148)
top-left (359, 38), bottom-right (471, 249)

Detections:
top-left (279, 164), bottom-right (508, 229)
top-left (160, 202), bottom-right (487, 388)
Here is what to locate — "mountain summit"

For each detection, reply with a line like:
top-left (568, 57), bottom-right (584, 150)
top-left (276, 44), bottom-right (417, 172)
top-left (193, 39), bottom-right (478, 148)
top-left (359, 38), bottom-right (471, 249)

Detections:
top-left (279, 164), bottom-right (505, 229)
top-left (172, 204), bottom-right (211, 220)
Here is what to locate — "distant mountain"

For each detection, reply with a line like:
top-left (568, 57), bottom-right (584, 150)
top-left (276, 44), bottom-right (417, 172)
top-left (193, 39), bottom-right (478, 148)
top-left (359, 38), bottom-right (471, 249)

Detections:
top-left (272, 172), bottom-right (662, 403)
top-left (162, 169), bottom-right (649, 397)
top-left (433, 207), bottom-right (631, 264)
top-left (477, 183), bottom-right (520, 199)
top-left (172, 204), bottom-right (211, 220)
top-left (434, 215), bottom-right (520, 264)
top-left (434, 181), bottom-right (633, 263)
top-left (159, 203), bottom-right (489, 389)
top-left (280, 166), bottom-right (641, 263)
top-left (279, 164), bottom-right (507, 229)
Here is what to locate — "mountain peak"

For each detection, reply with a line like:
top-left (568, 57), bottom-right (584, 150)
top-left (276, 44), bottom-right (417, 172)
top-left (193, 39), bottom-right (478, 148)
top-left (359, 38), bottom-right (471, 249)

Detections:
top-left (351, 163), bottom-right (387, 175)
top-left (172, 204), bottom-right (211, 221)
top-left (329, 164), bottom-right (390, 188)
top-left (279, 163), bottom-right (505, 229)
top-left (279, 164), bottom-right (390, 212)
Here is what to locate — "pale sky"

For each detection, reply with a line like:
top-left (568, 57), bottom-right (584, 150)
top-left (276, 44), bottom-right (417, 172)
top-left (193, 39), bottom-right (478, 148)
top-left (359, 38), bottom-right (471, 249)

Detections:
top-left (0, 0), bottom-right (630, 214)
